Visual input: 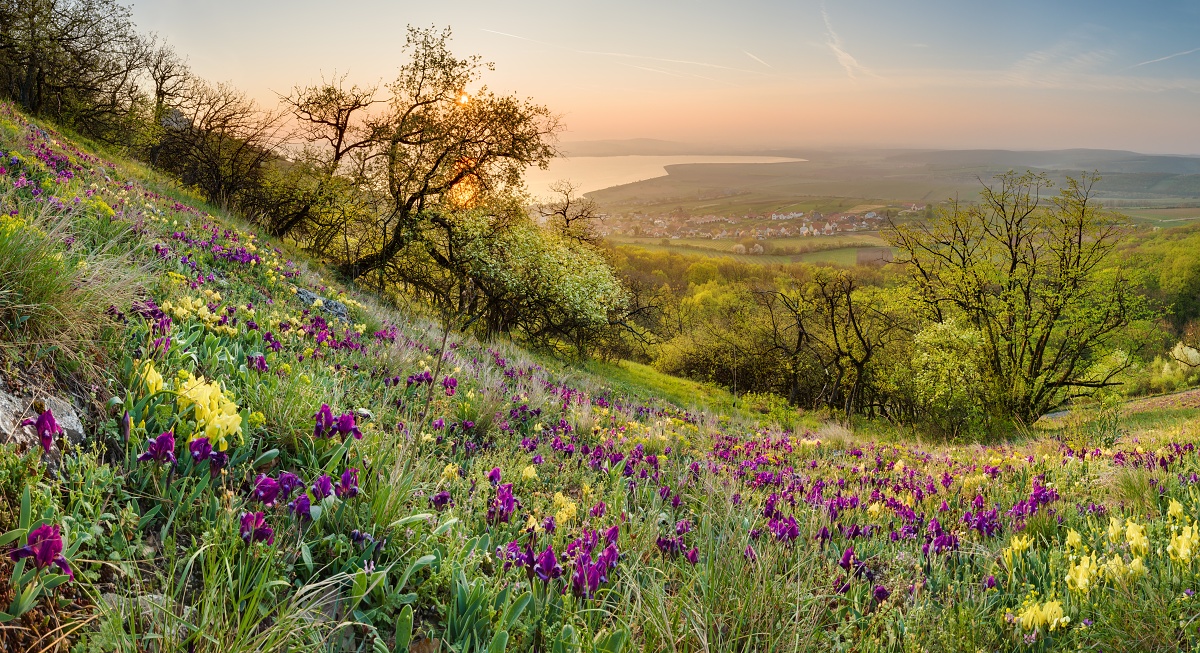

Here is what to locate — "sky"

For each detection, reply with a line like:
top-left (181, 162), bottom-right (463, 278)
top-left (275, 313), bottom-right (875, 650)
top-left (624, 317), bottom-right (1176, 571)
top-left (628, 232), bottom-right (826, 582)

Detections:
top-left (131, 0), bottom-right (1200, 154)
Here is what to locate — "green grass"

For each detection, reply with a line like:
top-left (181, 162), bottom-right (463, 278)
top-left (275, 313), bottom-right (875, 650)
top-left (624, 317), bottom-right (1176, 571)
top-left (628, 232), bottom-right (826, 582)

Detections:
top-left (582, 359), bottom-right (741, 414)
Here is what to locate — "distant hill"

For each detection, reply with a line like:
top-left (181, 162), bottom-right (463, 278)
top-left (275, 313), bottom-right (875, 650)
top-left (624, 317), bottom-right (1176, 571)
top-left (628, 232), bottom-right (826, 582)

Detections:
top-left (584, 147), bottom-right (1200, 216)
top-left (885, 149), bottom-right (1200, 176)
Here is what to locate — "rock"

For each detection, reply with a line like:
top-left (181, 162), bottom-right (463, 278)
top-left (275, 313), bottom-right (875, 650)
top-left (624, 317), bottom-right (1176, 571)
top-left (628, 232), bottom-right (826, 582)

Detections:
top-left (295, 287), bottom-right (350, 323)
top-left (0, 391), bottom-right (35, 449)
top-left (0, 390), bottom-right (86, 450)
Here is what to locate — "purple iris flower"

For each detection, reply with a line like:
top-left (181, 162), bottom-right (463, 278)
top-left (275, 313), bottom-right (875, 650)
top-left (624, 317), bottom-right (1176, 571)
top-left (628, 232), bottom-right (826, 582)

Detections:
top-left (277, 472), bottom-right (303, 501)
top-left (9, 524), bottom-right (72, 578)
top-left (675, 519), bottom-right (693, 535)
top-left (137, 431), bottom-right (176, 465)
top-left (189, 437), bottom-right (212, 463)
top-left (335, 412), bottom-right (362, 440)
top-left (684, 547), bottom-right (699, 565)
top-left (208, 451), bottom-right (229, 476)
top-left (873, 585), bottom-right (891, 602)
top-left (591, 502), bottom-right (607, 518)
top-left (430, 491), bottom-right (452, 511)
top-left (240, 512), bottom-right (274, 545)
top-left (442, 376), bottom-right (457, 396)
top-left (21, 408), bottom-right (63, 454)
top-left (488, 483), bottom-right (517, 524)
top-left (488, 467), bottom-right (502, 485)
top-left (312, 474), bottom-right (334, 500)
top-left (290, 492), bottom-right (312, 520)
top-left (336, 468), bottom-right (359, 498)
top-left (533, 545), bottom-right (562, 582)
top-left (313, 404), bottom-right (336, 438)
top-left (253, 474), bottom-right (280, 506)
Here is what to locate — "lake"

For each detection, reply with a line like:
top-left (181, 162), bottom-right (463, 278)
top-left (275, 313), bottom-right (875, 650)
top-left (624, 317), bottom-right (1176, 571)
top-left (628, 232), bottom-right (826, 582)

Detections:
top-left (523, 155), bottom-right (805, 199)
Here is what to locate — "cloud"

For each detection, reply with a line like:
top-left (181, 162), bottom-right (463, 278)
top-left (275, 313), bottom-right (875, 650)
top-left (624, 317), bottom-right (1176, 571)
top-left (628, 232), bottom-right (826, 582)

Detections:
top-left (820, 2), bottom-right (872, 79)
top-left (744, 51), bottom-right (772, 68)
top-left (1128, 46), bottom-right (1200, 69)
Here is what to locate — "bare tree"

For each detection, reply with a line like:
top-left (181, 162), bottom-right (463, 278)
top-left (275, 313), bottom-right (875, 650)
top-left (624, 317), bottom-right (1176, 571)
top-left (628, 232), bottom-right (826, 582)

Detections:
top-left (537, 180), bottom-right (603, 245)
top-left (155, 79), bottom-right (286, 207)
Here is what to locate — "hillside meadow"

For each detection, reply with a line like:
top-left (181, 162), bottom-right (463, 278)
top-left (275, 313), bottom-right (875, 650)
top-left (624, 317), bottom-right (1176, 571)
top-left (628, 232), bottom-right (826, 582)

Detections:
top-left (3, 99), bottom-right (1200, 653)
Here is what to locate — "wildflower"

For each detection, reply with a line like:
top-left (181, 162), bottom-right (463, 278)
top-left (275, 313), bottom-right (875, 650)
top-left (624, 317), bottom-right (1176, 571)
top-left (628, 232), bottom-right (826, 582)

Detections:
top-left (554, 492), bottom-right (578, 524)
top-left (442, 464), bottom-right (460, 481)
top-left (430, 491), bottom-right (452, 511)
top-left (590, 501), bottom-right (607, 518)
top-left (487, 467), bottom-right (502, 484)
top-left (312, 474), bottom-right (334, 500)
top-left (313, 404), bottom-right (336, 438)
top-left (533, 545), bottom-right (562, 582)
top-left (209, 451), bottom-right (229, 477)
top-left (684, 547), bottom-right (699, 565)
top-left (278, 472), bottom-right (304, 501)
top-left (984, 575), bottom-right (997, 590)
top-left (336, 468), bottom-right (359, 498)
top-left (1107, 517), bottom-right (1124, 544)
top-left (189, 437), bottom-right (212, 463)
top-left (442, 376), bottom-right (457, 396)
top-left (142, 361), bottom-right (164, 395)
top-left (8, 524), bottom-right (72, 579)
top-left (1129, 556), bottom-right (1148, 577)
top-left (335, 411), bottom-right (362, 440)
top-left (1168, 522), bottom-right (1198, 564)
top-left (521, 465), bottom-right (538, 481)
top-left (744, 544), bottom-right (757, 561)
top-left (1066, 554), bottom-right (1099, 594)
top-left (1126, 520), bottom-right (1150, 556)
top-left (488, 483), bottom-right (518, 524)
top-left (177, 372), bottom-right (241, 450)
top-left (20, 407), bottom-right (63, 454)
top-left (240, 512), bottom-right (274, 545)
top-left (289, 492), bottom-right (312, 520)
top-left (252, 474), bottom-right (280, 506)
top-left (137, 431), bottom-right (176, 464)
top-left (1168, 499), bottom-right (1185, 522)
top-left (873, 585), bottom-right (890, 602)
top-left (1065, 529), bottom-right (1082, 551)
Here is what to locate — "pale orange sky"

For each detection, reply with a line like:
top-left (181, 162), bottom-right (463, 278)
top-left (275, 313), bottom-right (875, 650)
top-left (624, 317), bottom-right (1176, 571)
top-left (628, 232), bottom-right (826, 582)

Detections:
top-left (132, 0), bottom-right (1200, 154)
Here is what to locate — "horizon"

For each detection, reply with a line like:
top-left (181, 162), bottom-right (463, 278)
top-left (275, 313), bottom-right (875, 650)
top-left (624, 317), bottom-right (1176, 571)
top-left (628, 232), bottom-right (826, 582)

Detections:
top-left (132, 0), bottom-right (1200, 155)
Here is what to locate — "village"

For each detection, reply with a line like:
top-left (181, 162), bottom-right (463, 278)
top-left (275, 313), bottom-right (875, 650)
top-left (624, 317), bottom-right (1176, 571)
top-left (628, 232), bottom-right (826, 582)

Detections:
top-left (594, 207), bottom-right (911, 240)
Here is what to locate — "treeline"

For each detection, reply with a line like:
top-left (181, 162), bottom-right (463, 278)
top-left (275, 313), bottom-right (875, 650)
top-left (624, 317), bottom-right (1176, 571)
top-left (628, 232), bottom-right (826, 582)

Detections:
top-left (604, 172), bottom-right (1200, 437)
top-left (0, 2), bottom-right (626, 351)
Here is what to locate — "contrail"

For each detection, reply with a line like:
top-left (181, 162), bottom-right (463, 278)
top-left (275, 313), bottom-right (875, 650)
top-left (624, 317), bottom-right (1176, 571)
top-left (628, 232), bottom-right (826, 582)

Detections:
top-left (744, 51), bottom-right (772, 68)
top-left (1129, 46), bottom-right (1200, 68)
top-left (821, 1), bottom-right (871, 79)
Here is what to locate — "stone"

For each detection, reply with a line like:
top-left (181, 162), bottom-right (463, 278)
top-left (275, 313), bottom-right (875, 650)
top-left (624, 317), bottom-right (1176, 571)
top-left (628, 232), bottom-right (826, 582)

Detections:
top-left (0, 391), bottom-right (35, 450)
top-left (0, 390), bottom-right (86, 450)
top-left (295, 287), bottom-right (350, 323)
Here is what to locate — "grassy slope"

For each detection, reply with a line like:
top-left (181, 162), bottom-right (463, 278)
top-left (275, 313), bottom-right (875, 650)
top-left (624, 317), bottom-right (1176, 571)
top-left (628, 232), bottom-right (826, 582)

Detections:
top-left (4, 105), bottom-right (1200, 653)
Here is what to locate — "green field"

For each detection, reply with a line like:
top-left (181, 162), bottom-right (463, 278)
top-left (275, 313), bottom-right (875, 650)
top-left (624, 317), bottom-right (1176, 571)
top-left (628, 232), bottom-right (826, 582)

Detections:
top-left (609, 233), bottom-right (891, 266)
top-left (1121, 206), bottom-right (1200, 224)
